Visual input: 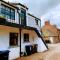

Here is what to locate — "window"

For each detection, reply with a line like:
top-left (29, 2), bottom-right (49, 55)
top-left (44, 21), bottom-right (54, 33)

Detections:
top-left (1, 4), bottom-right (15, 20)
top-left (11, 9), bottom-right (15, 20)
top-left (24, 34), bottom-right (29, 42)
top-left (21, 8), bottom-right (26, 26)
top-left (6, 7), bottom-right (10, 19)
top-left (1, 4), bottom-right (6, 18)
top-left (10, 33), bottom-right (18, 46)
top-left (35, 18), bottom-right (38, 25)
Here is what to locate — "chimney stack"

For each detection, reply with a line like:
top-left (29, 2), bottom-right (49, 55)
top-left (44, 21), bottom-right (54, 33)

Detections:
top-left (45, 20), bottom-right (50, 25)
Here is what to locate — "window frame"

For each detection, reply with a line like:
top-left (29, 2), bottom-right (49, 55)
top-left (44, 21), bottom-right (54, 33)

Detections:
top-left (21, 8), bottom-right (26, 26)
top-left (10, 8), bottom-right (15, 20)
top-left (9, 33), bottom-right (18, 46)
top-left (1, 4), bottom-right (15, 20)
top-left (24, 33), bottom-right (29, 42)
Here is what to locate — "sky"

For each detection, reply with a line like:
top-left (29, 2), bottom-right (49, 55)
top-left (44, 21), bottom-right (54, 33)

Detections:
top-left (4, 0), bottom-right (60, 28)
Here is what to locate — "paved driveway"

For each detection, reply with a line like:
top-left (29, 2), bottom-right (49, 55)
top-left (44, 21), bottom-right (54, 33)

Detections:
top-left (15, 43), bottom-right (60, 60)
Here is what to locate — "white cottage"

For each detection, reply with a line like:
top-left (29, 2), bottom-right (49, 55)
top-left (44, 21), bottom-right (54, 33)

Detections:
top-left (0, 1), bottom-right (48, 60)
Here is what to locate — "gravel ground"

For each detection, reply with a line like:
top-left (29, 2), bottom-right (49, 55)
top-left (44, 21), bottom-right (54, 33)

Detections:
top-left (15, 43), bottom-right (60, 60)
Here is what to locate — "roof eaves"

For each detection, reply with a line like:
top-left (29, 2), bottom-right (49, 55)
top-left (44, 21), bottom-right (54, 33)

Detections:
top-left (28, 13), bottom-right (41, 21)
top-left (10, 3), bottom-right (28, 10)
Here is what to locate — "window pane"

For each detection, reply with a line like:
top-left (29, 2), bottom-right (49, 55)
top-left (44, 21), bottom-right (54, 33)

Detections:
top-left (1, 4), bottom-right (6, 9)
top-left (1, 4), bottom-right (15, 20)
top-left (5, 7), bottom-right (10, 19)
top-left (6, 7), bottom-right (10, 11)
top-left (1, 8), bottom-right (6, 14)
top-left (11, 9), bottom-right (15, 20)
top-left (10, 33), bottom-right (18, 46)
top-left (6, 15), bottom-right (10, 19)
top-left (21, 9), bottom-right (26, 25)
top-left (6, 7), bottom-right (10, 15)
top-left (24, 34), bottom-right (29, 42)
top-left (1, 5), bottom-right (6, 14)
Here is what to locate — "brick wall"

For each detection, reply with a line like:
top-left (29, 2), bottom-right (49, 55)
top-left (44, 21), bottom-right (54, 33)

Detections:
top-left (41, 21), bottom-right (59, 43)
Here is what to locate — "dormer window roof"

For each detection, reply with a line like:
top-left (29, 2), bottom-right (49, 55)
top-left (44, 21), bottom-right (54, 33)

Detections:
top-left (10, 3), bottom-right (28, 10)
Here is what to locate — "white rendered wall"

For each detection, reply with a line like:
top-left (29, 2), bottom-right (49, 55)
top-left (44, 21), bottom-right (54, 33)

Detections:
top-left (0, 25), bottom-right (20, 60)
top-left (0, 31), bottom-right (9, 49)
top-left (27, 14), bottom-right (41, 31)
top-left (9, 47), bottom-right (20, 60)
top-left (34, 37), bottom-right (47, 52)
top-left (0, 25), bottom-right (47, 59)
top-left (33, 31), bottom-right (47, 52)
top-left (21, 29), bottom-right (47, 52)
top-left (27, 14), bottom-right (36, 28)
top-left (21, 30), bottom-right (35, 52)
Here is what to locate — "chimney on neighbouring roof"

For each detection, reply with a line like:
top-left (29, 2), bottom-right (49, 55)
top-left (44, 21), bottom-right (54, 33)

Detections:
top-left (45, 20), bottom-right (50, 25)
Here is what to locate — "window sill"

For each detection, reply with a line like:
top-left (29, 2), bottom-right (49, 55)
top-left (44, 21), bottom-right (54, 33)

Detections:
top-left (8, 45), bottom-right (19, 49)
top-left (23, 41), bottom-right (30, 43)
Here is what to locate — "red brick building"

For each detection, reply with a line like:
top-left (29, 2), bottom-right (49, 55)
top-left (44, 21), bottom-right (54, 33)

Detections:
top-left (41, 21), bottom-right (60, 43)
